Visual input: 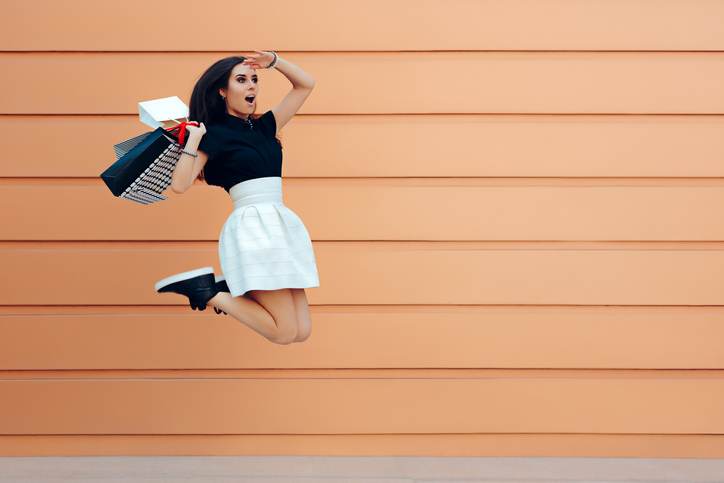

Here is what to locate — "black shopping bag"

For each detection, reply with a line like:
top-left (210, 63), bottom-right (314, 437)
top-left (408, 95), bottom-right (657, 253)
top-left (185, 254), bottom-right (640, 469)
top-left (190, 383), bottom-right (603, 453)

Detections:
top-left (99, 121), bottom-right (198, 205)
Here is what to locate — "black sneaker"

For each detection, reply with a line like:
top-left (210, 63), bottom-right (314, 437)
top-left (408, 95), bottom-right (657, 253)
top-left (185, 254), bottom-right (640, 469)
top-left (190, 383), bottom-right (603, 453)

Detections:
top-left (154, 266), bottom-right (219, 311)
top-left (215, 274), bottom-right (230, 293)
top-left (213, 275), bottom-right (230, 315)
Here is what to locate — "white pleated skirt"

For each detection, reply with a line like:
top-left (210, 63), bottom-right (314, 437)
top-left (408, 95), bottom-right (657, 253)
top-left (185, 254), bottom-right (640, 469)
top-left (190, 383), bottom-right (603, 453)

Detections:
top-left (218, 176), bottom-right (320, 297)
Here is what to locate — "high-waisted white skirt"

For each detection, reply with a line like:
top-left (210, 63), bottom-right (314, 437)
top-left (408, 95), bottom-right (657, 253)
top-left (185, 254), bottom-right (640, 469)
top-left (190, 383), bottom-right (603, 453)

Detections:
top-left (218, 176), bottom-right (320, 297)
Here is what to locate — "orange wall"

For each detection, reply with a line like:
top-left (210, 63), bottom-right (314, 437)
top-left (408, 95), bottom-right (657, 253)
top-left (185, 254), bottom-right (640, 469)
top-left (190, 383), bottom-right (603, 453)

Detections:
top-left (1, 0), bottom-right (724, 457)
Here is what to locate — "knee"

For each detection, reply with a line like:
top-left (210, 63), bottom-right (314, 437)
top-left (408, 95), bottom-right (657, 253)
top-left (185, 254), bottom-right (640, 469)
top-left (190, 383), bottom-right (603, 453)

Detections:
top-left (295, 327), bottom-right (312, 342)
top-left (271, 325), bottom-right (298, 345)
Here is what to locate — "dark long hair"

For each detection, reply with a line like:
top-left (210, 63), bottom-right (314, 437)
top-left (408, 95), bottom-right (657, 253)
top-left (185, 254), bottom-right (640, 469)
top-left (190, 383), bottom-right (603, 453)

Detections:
top-left (188, 55), bottom-right (280, 182)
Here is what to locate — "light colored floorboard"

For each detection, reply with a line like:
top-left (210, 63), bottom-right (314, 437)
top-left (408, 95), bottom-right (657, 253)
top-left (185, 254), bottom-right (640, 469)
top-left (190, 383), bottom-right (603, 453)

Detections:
top-left (0, 456), bottom-right (723, 482)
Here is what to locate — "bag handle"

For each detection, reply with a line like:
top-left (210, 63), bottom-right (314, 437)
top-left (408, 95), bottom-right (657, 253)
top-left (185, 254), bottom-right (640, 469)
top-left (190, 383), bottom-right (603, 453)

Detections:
top-left (164, 117), bottom-right (198, 146)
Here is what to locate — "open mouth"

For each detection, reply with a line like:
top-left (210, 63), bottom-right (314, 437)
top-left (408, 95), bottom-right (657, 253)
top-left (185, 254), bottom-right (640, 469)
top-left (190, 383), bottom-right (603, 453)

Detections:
top-left (245, 95), bottom-right (256, 105)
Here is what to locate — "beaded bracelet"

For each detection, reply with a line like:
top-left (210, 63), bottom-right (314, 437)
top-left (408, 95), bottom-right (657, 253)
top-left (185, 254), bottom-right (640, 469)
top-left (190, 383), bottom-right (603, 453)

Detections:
top-left (181, 149), bottom-right (198, 158)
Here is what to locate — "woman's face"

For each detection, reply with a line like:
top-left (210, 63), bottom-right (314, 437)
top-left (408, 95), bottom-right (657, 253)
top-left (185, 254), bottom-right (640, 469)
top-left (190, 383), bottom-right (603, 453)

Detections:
top-left (220, 63), bottom-right (258, 117)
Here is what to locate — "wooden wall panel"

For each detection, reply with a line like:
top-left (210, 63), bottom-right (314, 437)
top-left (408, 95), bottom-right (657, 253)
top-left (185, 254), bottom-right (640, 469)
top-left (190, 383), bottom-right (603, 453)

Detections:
top-left (4, 182), bottom-right (724, 240)
top-left (3, 0), bottom-right (724, 51)
top-left (2, 307), bottom-right (724, 369)
top-left (1, 434), bottom-right (722, 458)
top-left (4, 115), bottom-right (724, 178)
top-left (3, 53), bottom-right (724, 114)
top-left (2, 242), bottom-right (724, 305)
top-left (2, 376), bottom-right (723, 434)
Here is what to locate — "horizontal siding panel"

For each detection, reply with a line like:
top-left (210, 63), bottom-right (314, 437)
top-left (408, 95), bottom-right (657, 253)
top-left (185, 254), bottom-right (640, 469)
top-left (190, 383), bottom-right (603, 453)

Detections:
top-left (4, 115), bottom-right (724, 178)
top-left (3, 181), bottom-right (724, 241)
top-left (1, 242), bottom-right (724, 305)
top-left (3, 0), bottom-right (724, 51)
top-left (1, 433), bottom-right (723, 458)
top-left (1, 307), bottom-right (724, 369)
top-left (1, 376), bottom-right (723, 434)
top-left (3, 53), bottom-right (724, 114)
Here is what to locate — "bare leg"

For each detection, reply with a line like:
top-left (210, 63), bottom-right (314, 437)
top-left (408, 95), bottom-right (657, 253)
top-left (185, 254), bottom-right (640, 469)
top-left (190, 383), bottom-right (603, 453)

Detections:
top-left (290, 288), bottom-right (313, 343)
top-left (207, 288), bottom-right (298, 345)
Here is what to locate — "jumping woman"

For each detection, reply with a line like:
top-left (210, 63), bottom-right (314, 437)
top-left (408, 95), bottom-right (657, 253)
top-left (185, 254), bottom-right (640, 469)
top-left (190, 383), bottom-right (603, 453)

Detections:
top-left (153, 50), bottom-right (320, 345)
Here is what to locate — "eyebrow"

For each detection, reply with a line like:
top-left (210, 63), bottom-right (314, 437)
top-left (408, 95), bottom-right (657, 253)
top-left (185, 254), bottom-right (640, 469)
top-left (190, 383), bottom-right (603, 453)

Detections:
top-left (236, 74), bottom-right (257, 77)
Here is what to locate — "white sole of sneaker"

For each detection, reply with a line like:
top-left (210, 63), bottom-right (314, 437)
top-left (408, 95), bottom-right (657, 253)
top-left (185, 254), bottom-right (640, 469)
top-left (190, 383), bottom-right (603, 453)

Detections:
top-left (154, 266), bottom-right (214, 292)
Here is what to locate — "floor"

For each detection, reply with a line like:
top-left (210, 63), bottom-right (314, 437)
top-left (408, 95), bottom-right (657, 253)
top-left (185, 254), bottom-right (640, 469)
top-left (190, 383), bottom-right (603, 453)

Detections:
top-left (1, 456), bottom-right (724, 482)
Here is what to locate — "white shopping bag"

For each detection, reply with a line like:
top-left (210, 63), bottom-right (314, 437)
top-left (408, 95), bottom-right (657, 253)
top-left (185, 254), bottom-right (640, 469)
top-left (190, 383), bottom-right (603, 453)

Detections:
top-left (138, 96), bottom-right (189, 129)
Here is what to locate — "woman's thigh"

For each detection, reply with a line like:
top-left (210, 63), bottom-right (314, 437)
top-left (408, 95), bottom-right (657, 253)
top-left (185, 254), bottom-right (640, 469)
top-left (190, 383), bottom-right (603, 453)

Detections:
top-left (244, 288), bottom-right (297, 335)
top-left (291, 288), bottom-right (313, 338)
top-left (291, 289), bottom-right (311, 321)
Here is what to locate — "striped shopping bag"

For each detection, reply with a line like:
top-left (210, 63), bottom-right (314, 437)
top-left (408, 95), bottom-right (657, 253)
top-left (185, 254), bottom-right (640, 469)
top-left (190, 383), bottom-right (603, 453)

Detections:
top-left (99, 121), bottom-right (198, 205)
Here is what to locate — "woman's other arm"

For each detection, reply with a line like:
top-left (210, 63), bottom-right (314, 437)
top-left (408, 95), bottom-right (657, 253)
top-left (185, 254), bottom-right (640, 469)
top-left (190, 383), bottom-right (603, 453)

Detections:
top-left (170, 133), bottom-right (208, 194)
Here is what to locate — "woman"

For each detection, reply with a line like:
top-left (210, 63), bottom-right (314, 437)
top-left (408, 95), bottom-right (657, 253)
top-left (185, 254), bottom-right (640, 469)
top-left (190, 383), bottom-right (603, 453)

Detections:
top-left (154, 51), bottom-right (320, 345)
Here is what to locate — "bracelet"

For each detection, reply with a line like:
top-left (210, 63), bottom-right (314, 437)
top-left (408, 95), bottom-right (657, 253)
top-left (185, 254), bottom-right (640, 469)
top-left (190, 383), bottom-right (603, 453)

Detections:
top-left (266, 50), bottom-right (278, 69)
top-left (181, 149), bottom-right (198, 158)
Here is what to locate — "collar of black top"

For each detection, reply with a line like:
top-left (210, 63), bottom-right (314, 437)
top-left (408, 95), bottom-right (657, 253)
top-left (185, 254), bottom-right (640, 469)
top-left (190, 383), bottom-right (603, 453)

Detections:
top-left (224, 111), bottom-right (254, 129)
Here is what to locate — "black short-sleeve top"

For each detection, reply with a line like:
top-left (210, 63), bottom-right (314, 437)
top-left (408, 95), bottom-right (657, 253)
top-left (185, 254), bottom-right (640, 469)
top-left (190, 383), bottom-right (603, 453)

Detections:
top-left (197, 109), bottom-right (282, 192)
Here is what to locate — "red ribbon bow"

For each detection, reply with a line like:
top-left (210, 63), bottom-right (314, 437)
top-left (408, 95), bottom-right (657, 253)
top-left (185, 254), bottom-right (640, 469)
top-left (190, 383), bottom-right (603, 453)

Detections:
top-left (165, 120), bottom-right (199, 146)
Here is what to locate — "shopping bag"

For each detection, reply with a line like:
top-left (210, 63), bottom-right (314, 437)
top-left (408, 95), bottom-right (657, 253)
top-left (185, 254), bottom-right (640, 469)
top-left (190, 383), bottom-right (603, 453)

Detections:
top-left (138, 96), bottom-right (189, 129)
top-left (99, 121), bottom-right (199, 205)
